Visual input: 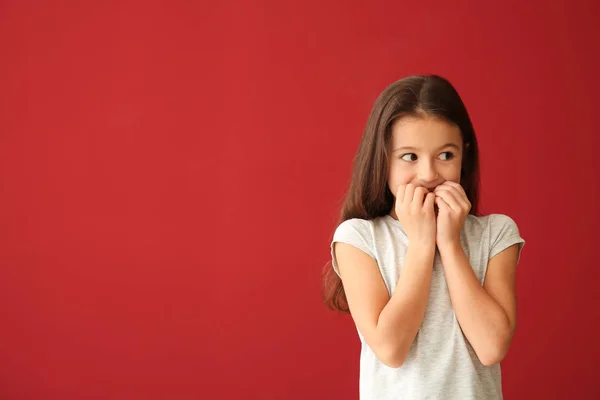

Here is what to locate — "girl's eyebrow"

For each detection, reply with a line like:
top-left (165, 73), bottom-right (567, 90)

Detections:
top-left (392, 143), bottom-right (460, 153)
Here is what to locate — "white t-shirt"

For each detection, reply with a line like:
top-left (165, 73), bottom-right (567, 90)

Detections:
top-left (330, 213), bottom-right (525, 400)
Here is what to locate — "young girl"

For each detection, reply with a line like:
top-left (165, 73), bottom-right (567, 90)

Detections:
top-left (324, 75), bottom-right (525, 399)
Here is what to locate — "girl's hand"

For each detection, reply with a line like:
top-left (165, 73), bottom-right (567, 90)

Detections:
top-left (433, 182), bottom-right (471, 249)
top-left (395, 183), bottom-right (437, 249)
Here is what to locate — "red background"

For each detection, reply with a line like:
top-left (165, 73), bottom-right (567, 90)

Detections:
top-left (1, 1), bottom-right (599, 399)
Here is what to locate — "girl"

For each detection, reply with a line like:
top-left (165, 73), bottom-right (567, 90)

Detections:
top-left (324, 75), bottom-right (525, 399)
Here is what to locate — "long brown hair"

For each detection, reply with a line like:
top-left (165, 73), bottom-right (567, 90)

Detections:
top-left (322, 75), bottom-right (481, 313)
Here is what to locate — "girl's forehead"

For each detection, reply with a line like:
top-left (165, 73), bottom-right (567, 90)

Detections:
top-left (391, 117), bottom-right (462, 146)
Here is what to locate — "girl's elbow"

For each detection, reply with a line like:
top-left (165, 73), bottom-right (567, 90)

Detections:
top-left (478, 341), bottom-right (510, 366)
top-left (376, 344), bottom-right (408, 369)
top-left (477, 326), bottom-right (514, 366)
top-left (479, 353), bottom-right (503, 367)
top-left (381, 355), bottom-right (404, 369)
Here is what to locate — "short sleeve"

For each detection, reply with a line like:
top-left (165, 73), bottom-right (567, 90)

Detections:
top-left (330, 218), bottom-right (376, 277)
top-left (489, 214), bottom-right (525, 263)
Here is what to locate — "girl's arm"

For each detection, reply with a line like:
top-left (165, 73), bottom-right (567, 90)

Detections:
top-left (438, 242), bottom-right (519, 366)
top-left (334, 241), bottom-right (435, 368)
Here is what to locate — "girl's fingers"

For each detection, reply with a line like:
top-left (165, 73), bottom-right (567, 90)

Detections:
top-left (435, 196), bottom-right (450, 211)
top-left (435, 189), bottom-right (461, 211)
top-left (423, 192), bottom-right (436, 211)
top-left (396, 184), bottom-right (407, 203)
top-left (403, 184), bottom-right (415, 205)
top-left (440, 182), bottom-right (468, 203)
top-left (411, 187), bottom-right (430, 213)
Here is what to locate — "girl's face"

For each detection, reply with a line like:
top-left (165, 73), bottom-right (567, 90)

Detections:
top-left (388, 116), bottom-right (464, 197)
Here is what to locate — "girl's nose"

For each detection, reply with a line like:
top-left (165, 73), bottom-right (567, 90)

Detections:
top-left (418, 161), bottom-right (439, 182)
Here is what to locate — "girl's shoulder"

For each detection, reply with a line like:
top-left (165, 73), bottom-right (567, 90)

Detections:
top-left (466, 213), bottom-right (521, 232)
top-left (465, 213), bottom-right (525, 255)
top-left (333, 214), bottom-right (392, 231)
top-left (333, 217), bottom-right (373, 234)
top-left (332, 215), bottom-right (394, 246)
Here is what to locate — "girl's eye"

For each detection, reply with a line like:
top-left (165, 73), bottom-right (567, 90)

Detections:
top-left (439, 152), bottom-right (454, 161)
top-left (400, 153), bottom-right (417, 162)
